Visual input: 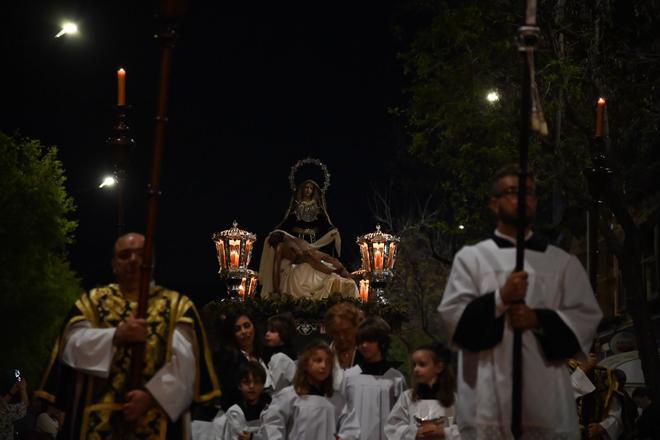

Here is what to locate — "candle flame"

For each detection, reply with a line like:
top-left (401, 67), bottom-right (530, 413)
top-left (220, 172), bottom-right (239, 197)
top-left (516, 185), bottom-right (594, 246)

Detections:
top-left (598, 97), bottom-right (606, 105)
top-left (118, 68), bottom-right (126, 75)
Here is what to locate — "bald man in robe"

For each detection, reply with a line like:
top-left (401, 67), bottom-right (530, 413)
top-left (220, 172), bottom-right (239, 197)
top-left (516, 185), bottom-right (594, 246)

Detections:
top-left (37, 233), bottom-right (220, 439)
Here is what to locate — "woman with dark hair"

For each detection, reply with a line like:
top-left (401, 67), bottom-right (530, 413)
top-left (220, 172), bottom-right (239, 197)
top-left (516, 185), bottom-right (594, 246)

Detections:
top-left (213, 310), bottom-right (270, 411)
top-left (385, 343), bottom-right (460, 439)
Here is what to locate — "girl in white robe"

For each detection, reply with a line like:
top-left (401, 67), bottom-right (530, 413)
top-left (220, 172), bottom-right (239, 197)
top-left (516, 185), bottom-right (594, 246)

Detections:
top-left (259, 340), bottom-right (360, 440)
top-left (385, 343), bottom-right (460, 440)
top-left (263, 314), bottom-right (298, 393)
top-left (342, 317), bottom-right (406, 440)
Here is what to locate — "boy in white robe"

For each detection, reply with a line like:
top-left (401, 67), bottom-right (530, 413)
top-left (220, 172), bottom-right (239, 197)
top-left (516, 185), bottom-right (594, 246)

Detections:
top-left (213, 361), bottom-right (271, 439)
top-left (263, 314), bottom-right (298, 393)
top-left (259, 340), bottom-right (360, 440)
top-left (437, 166), bottom-right (602, 439)
top-left (342, 317), bottom-right (406, 440)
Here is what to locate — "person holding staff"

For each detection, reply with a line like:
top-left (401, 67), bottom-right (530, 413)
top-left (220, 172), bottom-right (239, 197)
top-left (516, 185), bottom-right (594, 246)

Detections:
top-left (437, 165), bottom-right (602, 439)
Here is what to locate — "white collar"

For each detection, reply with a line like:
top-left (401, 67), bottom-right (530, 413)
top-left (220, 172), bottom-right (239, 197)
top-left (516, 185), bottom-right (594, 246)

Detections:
top-left (494, 229), bottom-right (533, 245)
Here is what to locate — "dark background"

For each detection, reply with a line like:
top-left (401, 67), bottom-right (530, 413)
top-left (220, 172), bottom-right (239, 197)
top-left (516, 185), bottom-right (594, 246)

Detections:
top-left (1, 1), bottom-right (408, 306)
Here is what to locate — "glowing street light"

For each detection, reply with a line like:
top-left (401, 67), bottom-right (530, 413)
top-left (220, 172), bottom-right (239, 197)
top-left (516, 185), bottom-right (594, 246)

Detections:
top-left (55, 22), bottom-right (79, 38)
top-left (486, 91), bottom-right (500, 103)
top-left (458, 225), bottom-right (465, 231)
top-left (99, 176), bottom-right (117, 189)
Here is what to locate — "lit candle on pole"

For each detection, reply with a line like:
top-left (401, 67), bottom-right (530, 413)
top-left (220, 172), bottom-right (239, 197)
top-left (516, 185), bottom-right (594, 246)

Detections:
top-left (595, 97), bottom-right (606, 138)
top-left (117, 68), bottom-right (126, 106)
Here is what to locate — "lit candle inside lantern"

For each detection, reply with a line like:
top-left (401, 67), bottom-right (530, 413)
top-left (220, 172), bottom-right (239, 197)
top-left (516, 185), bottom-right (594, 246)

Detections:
top-left (230, 250), bottom-right (239, 269)
top-left (361, 244), bottom-right (371, 271)
top-left (595, 97), bottom-right (606, 138)
top-left (373, 243), bottom-right (384, 271)
top-left (388, 243), bottom-right (397, 269)
top-left (117, 68), bottom-right (126, 106)
top-left (238, 277), bottom-right (246, 298)
top-left (216, 241), bottom-right (226, 269)
top-left (248, 277), bottom-right (257, 297)
top-left (359, 280), bottom-right (369, 302)
top-left (229, 239), bottom-right (241, 269)
top-left (245, 241), bottom-right (253, 267)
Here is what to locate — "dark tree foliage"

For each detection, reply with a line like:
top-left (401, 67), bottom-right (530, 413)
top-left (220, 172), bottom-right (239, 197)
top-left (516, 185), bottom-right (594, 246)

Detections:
top-left (0, 132), bottom-right (81, 385)
top-left (393, 0), bottom-right (659, 241)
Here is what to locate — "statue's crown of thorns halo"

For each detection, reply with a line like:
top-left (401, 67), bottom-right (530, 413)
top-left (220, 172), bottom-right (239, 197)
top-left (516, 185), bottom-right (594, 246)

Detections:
top-left (288, 157), bottom-right (331, 193)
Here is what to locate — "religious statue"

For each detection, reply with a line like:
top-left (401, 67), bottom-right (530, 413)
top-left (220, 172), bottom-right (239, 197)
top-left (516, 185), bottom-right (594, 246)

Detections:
top-left (275, 158), bottom-right (341, 256)
top-left (258, 230), bottom-right (357, 300)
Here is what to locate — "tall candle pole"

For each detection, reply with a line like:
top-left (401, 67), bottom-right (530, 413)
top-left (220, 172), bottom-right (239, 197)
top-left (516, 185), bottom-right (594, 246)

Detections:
top-left (585, 97), bottom-right (610, 296)
top-left (108, 68), bottom-right (135, 237)
top-left (127, 0), bottom-right (187, 432)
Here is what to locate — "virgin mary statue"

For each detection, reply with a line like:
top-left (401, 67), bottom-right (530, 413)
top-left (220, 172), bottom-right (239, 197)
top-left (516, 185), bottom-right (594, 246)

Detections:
top-left (275, 159), bottom-right (341, 256)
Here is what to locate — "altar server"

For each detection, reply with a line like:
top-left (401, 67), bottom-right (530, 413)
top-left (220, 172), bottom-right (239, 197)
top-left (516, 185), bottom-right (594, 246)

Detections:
top-left (343, 316), bottom-right (406, 440)
top-left (437, 165), bottom-right (602, 439)
top-left (258, 340), bottom-right (360, 440)
top-left (214, 361), bottom-right (271, 439)
top-left (385, 343), bottom-right (459, 440)
top-left (263, 314), bottom-right (297, 393)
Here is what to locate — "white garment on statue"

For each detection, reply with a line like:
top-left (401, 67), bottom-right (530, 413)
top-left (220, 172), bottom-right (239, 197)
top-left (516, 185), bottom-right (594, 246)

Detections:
top-left (385, 390), bottom-right (460, 440)
top-left (342, 365), bottom-right (407, 440)
top-left (258, 230), bottom-right (357, 299)
top-left (258, 386), bottom-right (360, 440)
top-left (62, 320), bottom-right (196, 421)
top-left (268, 352), bottom-right (297, 393)
top-left (437, 235), bottom-right (602, 440)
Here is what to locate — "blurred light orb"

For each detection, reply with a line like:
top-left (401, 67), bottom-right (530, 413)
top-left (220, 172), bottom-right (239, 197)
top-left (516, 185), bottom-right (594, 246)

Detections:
top-left (55, 22), bottom-right (79, 38)
top-left (486, 91), bottom-right (500, 103)
top-left (99, 176), bottom-right (117, 189)
top-left (458, 224), bottom-right (465, 230)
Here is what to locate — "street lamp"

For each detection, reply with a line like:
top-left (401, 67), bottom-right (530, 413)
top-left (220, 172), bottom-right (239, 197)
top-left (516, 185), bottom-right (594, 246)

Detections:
top-left (486, 90), bottom-right (500, 103)
top-left (99, 176), bottom-right (117, 189)
top-left (55, 22), bottom-right (79, 38)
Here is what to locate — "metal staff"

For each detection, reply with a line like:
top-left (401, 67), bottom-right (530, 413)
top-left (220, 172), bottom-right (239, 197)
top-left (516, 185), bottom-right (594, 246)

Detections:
top-left (127, 0), bottom-right (187, 417)
top-left (513, 0), bottom-right (546, 437)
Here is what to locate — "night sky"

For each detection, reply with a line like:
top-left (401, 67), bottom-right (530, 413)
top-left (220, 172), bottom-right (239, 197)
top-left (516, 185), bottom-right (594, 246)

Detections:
top-left (1, 1), bottom-right (407, 306)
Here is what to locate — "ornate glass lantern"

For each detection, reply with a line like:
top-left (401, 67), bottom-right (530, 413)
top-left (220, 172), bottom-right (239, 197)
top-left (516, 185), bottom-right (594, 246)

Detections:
top-left (212, 220), bottom-right (258, 299)
top-left (356, 224), bottom-right (400, 302)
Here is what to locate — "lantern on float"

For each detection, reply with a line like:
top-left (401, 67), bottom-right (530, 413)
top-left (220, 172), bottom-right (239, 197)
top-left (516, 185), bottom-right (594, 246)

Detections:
top-left (355, 224), bottom-right (400, 302)
top-left (212, 220), bottom-right (258, 299)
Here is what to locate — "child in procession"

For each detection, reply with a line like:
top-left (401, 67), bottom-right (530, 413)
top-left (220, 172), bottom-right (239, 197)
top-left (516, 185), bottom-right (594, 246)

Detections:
top-left (384, 343), bottom-right (459, 440)
top-left (342, 316), bottom-right (407, 440)
top-left (259, 340), bottom-right (360, 440)
top-left (213, 361), bottom-right (271, 439)
top-left (263, 314), bottom-right (298, 393)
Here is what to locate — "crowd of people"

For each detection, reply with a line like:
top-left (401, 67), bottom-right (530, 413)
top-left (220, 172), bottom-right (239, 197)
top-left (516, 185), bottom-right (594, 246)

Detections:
top-left (2, 165), bottom-right (660, 439)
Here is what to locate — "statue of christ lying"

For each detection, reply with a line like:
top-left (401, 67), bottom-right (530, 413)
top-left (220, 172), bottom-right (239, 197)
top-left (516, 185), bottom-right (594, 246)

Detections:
top-left (258, 230), bottom-right (358, 300)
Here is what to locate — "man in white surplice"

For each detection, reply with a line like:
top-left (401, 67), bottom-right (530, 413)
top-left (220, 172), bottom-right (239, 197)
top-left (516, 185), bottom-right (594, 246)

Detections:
top-left (438, 165), bottom-right (602, 440)
top-left (36, 233), bottom-right (220, 439)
